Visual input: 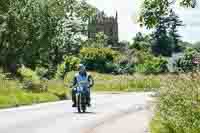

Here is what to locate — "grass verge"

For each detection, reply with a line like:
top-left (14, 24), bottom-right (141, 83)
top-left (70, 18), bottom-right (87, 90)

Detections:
top-left (150, 72), bottom-right (200, 133)
top-left (0, 75), bottom-right (69, 109)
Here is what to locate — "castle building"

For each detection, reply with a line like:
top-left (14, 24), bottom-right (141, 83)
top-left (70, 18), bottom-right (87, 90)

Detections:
top-left (88, 11), bottom-right (119, 45)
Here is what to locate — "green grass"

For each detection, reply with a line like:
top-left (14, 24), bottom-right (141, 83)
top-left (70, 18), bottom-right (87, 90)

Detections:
top-left (46, 80), bottom-right (69, 100)
top-left (0, 71), bottom-right (162, 109)
top-left (150, 113), bottom-right (172, 133)
top-left (65, 71), bottom-right (161, 92)
top-left (0, 74), bottom-right (69, 109)
top-left (0, 92), bottom-right (59, 109)
top-left (150, 73), bottom-right (200, 133)
top-left (89, 72), bottom-right (160, 92)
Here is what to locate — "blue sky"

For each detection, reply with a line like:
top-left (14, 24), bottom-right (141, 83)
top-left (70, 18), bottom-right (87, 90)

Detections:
top-left (87, 0), bottom-right (200, 43)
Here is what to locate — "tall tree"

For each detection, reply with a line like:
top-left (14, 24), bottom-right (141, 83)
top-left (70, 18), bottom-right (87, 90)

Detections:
top-left (168, 10), bottom-right (183, 53)
top-left (0, 0), bottom-right (96, 72)
top-left (151, 15), bottom-right (173, 56)
top-left (138, 0), bottom-right (187, 56)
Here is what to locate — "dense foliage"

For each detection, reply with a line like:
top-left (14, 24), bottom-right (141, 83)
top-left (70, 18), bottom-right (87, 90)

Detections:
top-left (17, 66), bottom-right (46, 92)
top-left (139, 0), bottom-right (197, 29)
top-left (139, 0), bottom-right (194, 56)
top-left (80, 47), bottom-right (120, 73)
top-left (151, 73), bottom-right (200, 133)
top-left (135, 52), bottom-right (168, 74)
top-left (0, 0), bottom-right (96, 73)
top-left (175, 48), bottom-right (199, 72)
top-left (55, 56), bottom-right (80, 79)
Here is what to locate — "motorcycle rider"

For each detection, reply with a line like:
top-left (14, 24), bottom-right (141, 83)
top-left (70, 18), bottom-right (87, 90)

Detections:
top-left (71, 64), bottom-right (94, 107)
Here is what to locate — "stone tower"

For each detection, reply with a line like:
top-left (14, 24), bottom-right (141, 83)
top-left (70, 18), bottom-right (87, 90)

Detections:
top-left (88, 11), bottom-right (119, 45)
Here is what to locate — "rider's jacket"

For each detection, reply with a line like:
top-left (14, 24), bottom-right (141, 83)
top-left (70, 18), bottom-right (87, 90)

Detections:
top-left (72, 72), bottom-right (94, 90)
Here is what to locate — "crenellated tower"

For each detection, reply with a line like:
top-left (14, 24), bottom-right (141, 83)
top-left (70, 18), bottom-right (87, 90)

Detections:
top-left (88, 10), bottom-right (119, 45)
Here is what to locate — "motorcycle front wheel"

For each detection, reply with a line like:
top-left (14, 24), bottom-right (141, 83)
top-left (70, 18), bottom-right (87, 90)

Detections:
top-left (77, 94), bottom-right (81, 113)
top-left (76, 93), bottom-right (87, 113)
top-left (81, 95), bottom-right (87, 113)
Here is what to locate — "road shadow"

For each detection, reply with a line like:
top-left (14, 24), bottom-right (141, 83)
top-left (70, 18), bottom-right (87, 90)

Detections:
top-left (73, 111), bottom-right (97, 115)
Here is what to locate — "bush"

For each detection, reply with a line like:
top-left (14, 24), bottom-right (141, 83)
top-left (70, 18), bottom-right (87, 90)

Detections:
top-left (17, 66), bottom-right (46, 92)
top-left (135, 52), bottom-right (168, 74)
top-left (55, 56), bottom-right (80, 79)
top-left (175, 48), bottom-right (199, 72)
top-left (130, 41), bottom-right (150, 51)
top-left (115, 54), bottom-right (136, 74)
top-left (35, 66), bottom-right (48, 79)
top-left (150, 73), bottom-right (200, 133)
top-left (80, 47), bottom-right (120, 73)
top-left (104, 62), bottom-right (118, 73)
top-left (56, 63), bottom-right (67, 80)
top-left (18, 66), bottom-right (40, 81)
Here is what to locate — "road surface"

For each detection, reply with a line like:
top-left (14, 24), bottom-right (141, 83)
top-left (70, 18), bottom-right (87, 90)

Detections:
top-left (0, 92), bottom-right (154, 133)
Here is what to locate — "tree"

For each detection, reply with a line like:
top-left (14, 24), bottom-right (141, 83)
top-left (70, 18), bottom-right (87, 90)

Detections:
top-left (168, 10), bottom-right (184, 53)
top-left (139, 0), bottom-right (197, 29)
top-left (0, 0), bottom-right (50, 69)
top-left (151, 12), bottom-right (184, 56)
top-left (52, 0), bottom-right (96, 57)
top-left (0, 0), bottom-right (96, 74)
top-left (130, 32), bottom-right (151, 52)
top-left (138, 0), bottom-right (185, 56)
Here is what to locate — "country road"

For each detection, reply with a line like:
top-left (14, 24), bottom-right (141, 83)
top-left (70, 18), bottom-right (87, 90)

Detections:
top-left (0, 92), bottom-right (154, 133)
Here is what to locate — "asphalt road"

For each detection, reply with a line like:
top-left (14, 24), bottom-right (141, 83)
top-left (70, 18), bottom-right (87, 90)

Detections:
top-left (0, 92), bottom-right (154, 133)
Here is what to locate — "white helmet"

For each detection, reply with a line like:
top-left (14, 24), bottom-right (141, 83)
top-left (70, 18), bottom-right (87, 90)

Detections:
top-left (78, 64), bottom-right (86, 72)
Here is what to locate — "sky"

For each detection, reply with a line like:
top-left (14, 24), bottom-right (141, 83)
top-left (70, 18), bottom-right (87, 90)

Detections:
top-left (87, 0), bottom-right (200, 43)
